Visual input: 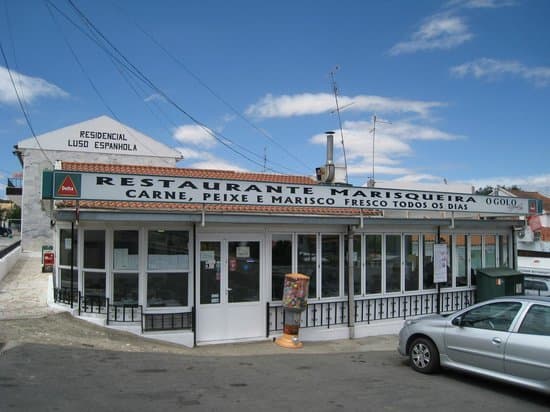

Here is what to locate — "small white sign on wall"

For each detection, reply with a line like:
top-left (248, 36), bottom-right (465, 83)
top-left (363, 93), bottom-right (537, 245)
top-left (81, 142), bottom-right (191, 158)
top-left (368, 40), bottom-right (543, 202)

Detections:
top-left (434, 244), bottom-right (448, 284)
top-left (236, 246), bottom-right (250, 258)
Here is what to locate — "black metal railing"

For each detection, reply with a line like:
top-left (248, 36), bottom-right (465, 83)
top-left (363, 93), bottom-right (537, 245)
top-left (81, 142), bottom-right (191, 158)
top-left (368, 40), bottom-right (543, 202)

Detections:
top-left (78, 293), bottom-right (108, 315)
top-left (106, 302), bottom-right (142, 325)
top-left (267, 289), bottom-right (475, 334)
top-left (54, 287), bottom-right (79, 305)
top-left (142, 308), bottom-right (194, 333)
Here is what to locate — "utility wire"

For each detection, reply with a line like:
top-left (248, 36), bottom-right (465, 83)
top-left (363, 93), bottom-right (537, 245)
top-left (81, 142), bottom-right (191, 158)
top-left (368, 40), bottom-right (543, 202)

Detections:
top-left (3, 1), bottom-right (33, 128)
top-left (0, 41), bottom-right (54, 167)
top-left (107, 0), bottom-right (314, 174)
top-left (45, 1), bottom-right (167, 158)
top-left (58, 0), bottom-right (293, 174)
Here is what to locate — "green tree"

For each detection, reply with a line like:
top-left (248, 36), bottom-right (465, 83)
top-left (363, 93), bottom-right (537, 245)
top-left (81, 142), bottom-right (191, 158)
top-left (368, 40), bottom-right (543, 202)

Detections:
top-left (6, 204), bottom-right (21, 221)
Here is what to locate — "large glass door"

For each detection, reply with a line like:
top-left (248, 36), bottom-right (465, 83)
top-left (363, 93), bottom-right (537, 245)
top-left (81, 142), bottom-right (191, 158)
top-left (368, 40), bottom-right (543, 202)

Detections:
top-left (228, 241), bottom-right (260, 303)
top-left (197, 237), bottom-right (264, 343)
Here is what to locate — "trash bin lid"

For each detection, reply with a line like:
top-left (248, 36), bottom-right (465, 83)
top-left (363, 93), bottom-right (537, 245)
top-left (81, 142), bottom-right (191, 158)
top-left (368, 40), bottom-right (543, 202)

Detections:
top-left (476, 268), bottom-right (523, 278)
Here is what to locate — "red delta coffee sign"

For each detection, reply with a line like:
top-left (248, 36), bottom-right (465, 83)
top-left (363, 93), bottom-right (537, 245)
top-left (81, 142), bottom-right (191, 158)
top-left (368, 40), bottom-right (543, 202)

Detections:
top-left (57, 175), bottom-right (79, 196)
top-left (52, 173), bottom-right (82, 198)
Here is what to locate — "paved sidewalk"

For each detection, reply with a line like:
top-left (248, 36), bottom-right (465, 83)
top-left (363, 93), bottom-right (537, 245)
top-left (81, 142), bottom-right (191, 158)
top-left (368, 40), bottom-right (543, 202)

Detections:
top-left (0, 253), bottom-right (59, 320)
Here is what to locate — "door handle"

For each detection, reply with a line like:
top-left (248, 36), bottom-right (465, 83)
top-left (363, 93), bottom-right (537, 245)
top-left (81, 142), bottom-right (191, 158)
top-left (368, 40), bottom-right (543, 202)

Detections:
top-left (227, 288), bottom-right (232, 292)
top-left (491, 337), bottom-right (502, 345)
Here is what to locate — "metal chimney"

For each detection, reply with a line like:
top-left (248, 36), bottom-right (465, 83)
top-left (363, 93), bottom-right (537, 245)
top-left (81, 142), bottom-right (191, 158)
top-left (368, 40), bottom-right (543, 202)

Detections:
top-left (324, 131), bottom-right (335, 182)
top-left (326, 131), bottom-right (334, 165)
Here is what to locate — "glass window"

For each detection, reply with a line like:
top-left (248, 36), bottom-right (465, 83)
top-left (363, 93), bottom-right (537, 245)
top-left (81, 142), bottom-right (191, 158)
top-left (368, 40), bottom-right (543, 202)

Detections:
top-left (59, 228), bottom-right (78, 266)
top-left (200, 241), bottom-right (221, 305)
top-left (113, 272), bottom-right (138, 305)
top-left (456, 235), bottom-right (467, 287)
top-left (499, 235), bottom-right (509, 268)
top-left (298, 234), bottom-right (317, 298)
top-left (272, 234), bottom-right (292, 300)
top-left (518, 305), bottom-right (550, 336)
top-left (344, 235), bottom-right (361, 296)
top-left (60, 268), bottom-right (78, 290)
top-left (404, 234), bottom-right (420, 291)
top-left (458, 301), bottom-right (522, 331)
top-left (366, 235), bottom-right (382, 294)
top-left (485, 235), bottom-right (497, 268)
top-left (321, 235), bottom-right (340, 298)
top-left (84, 271), bottom-right (106, 297)
top-left (84, 230), bottom-right (105, 269)
top-left (423, 234), bottom-right (436, 290)
top-left (228, 241), bottom-right (260, 303)
top-left (147, 273), bottom-right (188, 307)
top-left (113, 230), bottom-right (139, 270)
top-left (147, 230), bottom-right (189, 271)
top-left (439, 234), bottom-right (452, 288)
top-left (385, 235), bottom-right (401, 293)
top-left (471, 235), bottom-right (482, 286)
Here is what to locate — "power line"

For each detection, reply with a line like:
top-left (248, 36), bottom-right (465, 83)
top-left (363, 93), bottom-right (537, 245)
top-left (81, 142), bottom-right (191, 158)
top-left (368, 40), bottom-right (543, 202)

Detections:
top-left (0, 41), bottom-right (54, 167)
top-left (107, 0), bottom-right (315, 174)
top-left (54, 0), bottom-right (295, 174)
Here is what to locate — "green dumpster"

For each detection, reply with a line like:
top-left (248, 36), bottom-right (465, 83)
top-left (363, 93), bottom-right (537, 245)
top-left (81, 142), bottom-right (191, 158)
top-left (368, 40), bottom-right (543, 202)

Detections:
top-left (475, 268), bottom-right (524, 303)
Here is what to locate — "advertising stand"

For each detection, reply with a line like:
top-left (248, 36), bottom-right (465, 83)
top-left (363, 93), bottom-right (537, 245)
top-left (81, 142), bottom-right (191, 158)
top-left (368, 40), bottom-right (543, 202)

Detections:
top-left (275, 273), bottom-right (310, 349)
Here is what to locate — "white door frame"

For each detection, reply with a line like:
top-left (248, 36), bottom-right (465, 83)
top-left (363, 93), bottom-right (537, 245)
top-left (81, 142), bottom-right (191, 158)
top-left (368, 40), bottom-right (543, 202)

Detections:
top-left (196, 233), bottom-right (265, 343)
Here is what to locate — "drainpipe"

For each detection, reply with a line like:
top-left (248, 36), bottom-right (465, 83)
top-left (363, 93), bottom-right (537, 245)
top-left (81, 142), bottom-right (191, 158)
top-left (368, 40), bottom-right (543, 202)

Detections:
top-left (193, 223), bottom-right (197, 348)
top-left (347, 225), bottom-right (355, 338)
top-left (70, 220), bottom-right (75, 309)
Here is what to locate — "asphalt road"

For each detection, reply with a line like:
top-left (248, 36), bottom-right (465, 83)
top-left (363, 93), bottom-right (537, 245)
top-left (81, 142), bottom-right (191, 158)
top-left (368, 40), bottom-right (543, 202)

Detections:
top-left (1, 342), bottom-right (548, 412)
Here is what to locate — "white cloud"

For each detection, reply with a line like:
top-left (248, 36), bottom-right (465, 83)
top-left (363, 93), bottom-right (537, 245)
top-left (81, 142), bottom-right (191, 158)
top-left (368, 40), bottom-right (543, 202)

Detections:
top-left (389, 15), bottom-right (473, 55)
top-left (246, 93), bottom-right (444, 119)
top-left (144, 93), bottom-right (166, 103)
top-left (392, 173), bottom-right (445, 183)
top-left (173, 124), bottom-right (217, 148)
top-left (451, 58), bottom-right (550, 87)
top-left (310, 119), bottom-right (461, 179)
top-left (0, 66), bottom-right (68, 105)
top-left (469, 174), bottom-right (550, 196)
top-left (446, 0), bottom-right (516, 9)
top-left (176, 147), bottom-right (246, 171)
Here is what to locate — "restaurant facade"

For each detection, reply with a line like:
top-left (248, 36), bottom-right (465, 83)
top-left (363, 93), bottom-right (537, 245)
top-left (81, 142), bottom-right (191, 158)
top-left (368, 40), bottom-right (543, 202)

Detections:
top-left (15, 116), bottom-right (541, 347)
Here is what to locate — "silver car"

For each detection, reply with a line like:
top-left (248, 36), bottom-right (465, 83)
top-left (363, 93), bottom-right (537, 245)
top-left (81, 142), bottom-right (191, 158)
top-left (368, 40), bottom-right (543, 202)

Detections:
top-left (397, 296), bottom-right (550, 394)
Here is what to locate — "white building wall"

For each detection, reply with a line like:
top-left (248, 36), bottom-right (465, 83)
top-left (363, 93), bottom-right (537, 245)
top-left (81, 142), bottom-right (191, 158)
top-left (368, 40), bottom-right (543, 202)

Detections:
top-left (20, 148), bottom-right (178, 253)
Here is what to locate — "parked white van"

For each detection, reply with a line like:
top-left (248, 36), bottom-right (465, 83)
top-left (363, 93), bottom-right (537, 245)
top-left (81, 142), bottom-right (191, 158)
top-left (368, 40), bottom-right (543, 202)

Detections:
top-left (524, 276), bottom-right (550, 297)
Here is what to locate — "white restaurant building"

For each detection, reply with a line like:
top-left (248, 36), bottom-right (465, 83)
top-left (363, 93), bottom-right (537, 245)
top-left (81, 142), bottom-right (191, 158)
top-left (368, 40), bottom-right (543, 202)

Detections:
top-left (13, 116), bottom-right (541, 347)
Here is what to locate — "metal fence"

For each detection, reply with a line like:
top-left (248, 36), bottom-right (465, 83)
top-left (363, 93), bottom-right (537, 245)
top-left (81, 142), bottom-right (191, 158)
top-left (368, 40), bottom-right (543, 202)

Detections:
top-left (53, 287), bottom-right (79, 305)
top-left (53, 288), bottom-right (194, 332)
top-left (267, 289), bottom-right (475, 334)
top-left (142, 309), bottom-right (194, 332)
top-left (78, 293), bottom-right (108, 315)
top-left (106, 302), bottom-right (143, 325)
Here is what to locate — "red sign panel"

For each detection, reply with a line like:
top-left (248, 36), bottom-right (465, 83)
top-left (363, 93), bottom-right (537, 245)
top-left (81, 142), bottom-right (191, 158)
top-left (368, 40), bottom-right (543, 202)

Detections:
top-left (43, 252), bottom-right (55, 266)
top-left (57, 175), bottom-right (79, 197)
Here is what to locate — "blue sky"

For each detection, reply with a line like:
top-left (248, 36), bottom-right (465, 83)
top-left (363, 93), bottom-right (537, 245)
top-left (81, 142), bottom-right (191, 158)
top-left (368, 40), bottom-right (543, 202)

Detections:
top-left (1, 0), bottom-right (549, 195)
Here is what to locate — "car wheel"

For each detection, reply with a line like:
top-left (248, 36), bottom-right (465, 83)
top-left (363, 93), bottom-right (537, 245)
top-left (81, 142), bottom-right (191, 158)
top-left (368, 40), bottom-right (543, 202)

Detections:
top-left (409, 337), bottom-right (440, 374)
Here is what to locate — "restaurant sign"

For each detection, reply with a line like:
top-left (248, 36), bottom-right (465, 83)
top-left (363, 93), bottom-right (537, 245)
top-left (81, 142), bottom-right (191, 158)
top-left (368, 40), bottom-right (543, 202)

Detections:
top-left (43, 171), bottom-right (542, 215)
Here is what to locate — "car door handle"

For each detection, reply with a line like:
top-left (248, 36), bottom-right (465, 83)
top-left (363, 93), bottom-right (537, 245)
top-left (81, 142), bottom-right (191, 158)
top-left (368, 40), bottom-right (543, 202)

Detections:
top-left (491, 337), bottom-right (502, 345)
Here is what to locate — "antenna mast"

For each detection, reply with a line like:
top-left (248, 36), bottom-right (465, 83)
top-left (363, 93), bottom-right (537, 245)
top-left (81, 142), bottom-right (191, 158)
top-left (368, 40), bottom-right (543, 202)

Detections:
top-left (369, 114), bottom-right (391, 187)
top-left (330, 67), bottom-right (349, 184)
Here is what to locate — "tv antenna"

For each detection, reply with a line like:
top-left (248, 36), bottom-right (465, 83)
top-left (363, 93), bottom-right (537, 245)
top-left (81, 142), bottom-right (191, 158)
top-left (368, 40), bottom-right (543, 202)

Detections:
top-left (329, 66), bottom-right (349, 184)
top-left (368, 114), bottom-right (391, 187)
